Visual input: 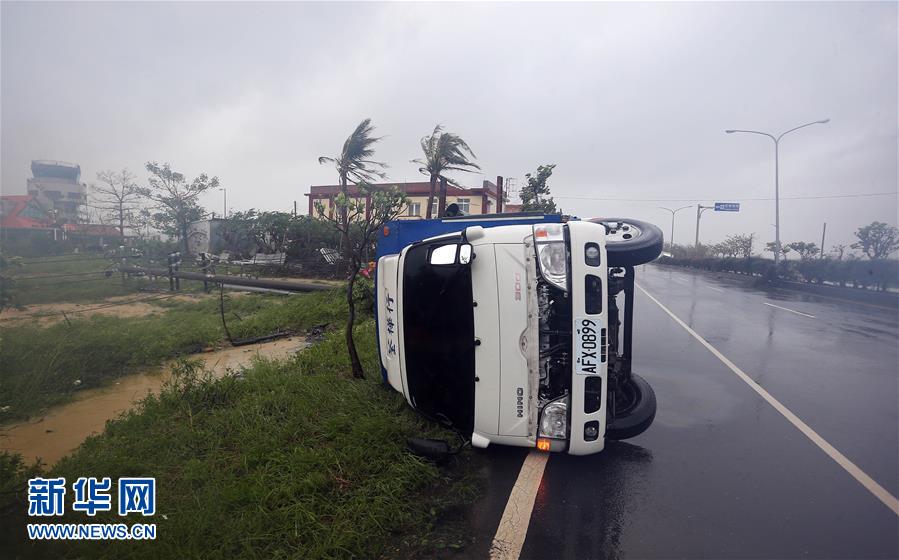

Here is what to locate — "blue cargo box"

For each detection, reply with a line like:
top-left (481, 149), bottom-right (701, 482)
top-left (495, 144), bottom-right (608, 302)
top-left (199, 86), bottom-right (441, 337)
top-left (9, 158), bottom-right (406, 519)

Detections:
top-left (375, 212), bottom-right (566, 259)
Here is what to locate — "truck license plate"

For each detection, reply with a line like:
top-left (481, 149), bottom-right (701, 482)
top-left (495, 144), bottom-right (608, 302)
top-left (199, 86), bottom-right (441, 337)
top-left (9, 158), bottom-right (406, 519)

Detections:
top-left (575, 317), bottom-right (602, 375)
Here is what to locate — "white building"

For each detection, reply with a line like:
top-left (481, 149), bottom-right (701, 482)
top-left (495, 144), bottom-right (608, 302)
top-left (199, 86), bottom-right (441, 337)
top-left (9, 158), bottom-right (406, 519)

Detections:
top-left (26, 160), bottom-right (87, 223)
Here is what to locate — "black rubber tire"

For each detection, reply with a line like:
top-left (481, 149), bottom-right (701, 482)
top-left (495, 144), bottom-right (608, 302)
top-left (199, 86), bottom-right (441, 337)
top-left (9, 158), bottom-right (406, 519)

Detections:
top-left (606, 373), bottom-right (657, 440)
top-left (587, 218), bottom-right (664, 267)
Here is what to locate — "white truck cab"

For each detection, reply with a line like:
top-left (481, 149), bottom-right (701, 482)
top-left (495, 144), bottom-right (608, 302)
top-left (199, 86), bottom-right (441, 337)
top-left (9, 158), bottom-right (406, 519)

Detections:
top-left (376, 216), bottom-right (662, 455)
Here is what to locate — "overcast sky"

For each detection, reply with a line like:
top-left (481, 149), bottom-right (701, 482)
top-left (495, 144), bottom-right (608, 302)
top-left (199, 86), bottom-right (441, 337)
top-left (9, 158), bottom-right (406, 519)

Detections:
top-left (2, 1), bottom-right (896, 250)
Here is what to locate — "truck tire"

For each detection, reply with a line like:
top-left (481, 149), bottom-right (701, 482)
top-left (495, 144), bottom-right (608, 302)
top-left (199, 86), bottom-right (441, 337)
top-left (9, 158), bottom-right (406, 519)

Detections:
top-left (607, 373), bottom-right (656, 440)
top-left (588, 218), bottom-right (664, 267)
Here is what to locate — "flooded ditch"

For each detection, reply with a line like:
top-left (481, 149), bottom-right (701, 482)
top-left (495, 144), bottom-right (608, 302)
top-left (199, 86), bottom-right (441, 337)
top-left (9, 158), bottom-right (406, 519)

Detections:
top-left (0, 336), bottom-right (307, 465)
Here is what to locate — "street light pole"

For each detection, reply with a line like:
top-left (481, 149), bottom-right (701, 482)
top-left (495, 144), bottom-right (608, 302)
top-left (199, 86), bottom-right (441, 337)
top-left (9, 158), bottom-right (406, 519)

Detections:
top-left (725, 118), bottom-right (829, 270)
top-left (659, 205), bottom-right (691, 251)
top-left (694, 204), bottom-right (713, 248)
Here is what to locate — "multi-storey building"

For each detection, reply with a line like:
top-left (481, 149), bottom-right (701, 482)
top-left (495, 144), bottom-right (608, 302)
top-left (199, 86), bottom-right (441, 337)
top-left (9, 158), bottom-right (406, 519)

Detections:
top-left (306, 178), bottom-right (510, 220)
top-left (26, 160), bottom-right (87, 223)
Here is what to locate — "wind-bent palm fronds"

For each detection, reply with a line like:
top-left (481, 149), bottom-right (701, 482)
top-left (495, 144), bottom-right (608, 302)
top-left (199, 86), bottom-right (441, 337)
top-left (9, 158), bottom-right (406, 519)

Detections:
top-left (318, 119), bottom-right (389, 188)
top-left (412, 124), bottom-right (480, 218)
top-left (317, 119), bottom-right (389, 379)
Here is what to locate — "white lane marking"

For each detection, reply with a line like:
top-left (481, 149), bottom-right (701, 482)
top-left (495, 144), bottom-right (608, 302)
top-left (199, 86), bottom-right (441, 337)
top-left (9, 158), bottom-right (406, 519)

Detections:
top-left (490, 450), bottom-right (549, 560)
top-left (763, 301), bottom-right (816, 318)
top-left (707, 286), bottom-right (725, 293)
top-left (637, 283), bottom-right (899, 517)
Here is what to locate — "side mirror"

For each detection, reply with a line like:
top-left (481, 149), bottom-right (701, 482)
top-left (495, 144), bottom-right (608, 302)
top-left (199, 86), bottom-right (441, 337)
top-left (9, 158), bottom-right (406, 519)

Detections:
top-left (429, 244), bottom-right (458, 265)
top-left (459, 244), bottom-right (473, 265)
top-left (429, 243), bottom-right (474, 266)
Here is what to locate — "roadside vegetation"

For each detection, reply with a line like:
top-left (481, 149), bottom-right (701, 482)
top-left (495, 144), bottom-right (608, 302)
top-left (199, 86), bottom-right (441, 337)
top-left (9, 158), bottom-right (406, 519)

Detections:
top-left (2, 322), bottom-right (479, 559)
top-left (659, 253), bottom-right (898, 290)
top-left (0, 120), bottom-right (519, 558)
top-left (661, 222), bottom-right (899, 291)
top-left (3, 254), bottom-right (152, 306)
top-left (316, 119), bottom-right (407, 379)
top-left (2, 278), bottom-right (480, 558)
top-left (0, 289), bottom-right (346, 423)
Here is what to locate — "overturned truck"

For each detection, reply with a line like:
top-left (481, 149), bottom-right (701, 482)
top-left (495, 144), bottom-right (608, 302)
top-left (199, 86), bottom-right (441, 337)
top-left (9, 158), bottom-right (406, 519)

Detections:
top-left (375, 213), bottom-right (663, 455)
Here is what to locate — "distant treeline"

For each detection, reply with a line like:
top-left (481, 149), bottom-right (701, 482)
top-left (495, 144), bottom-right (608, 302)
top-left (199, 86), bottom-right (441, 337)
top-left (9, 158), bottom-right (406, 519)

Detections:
top-left (657, 255), bottom-right (898, 292)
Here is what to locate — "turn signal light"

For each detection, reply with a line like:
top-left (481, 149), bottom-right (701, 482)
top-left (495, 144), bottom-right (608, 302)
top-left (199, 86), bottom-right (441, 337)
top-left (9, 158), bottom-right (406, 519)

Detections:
top-left (536, 438), bottom-right (551, 452)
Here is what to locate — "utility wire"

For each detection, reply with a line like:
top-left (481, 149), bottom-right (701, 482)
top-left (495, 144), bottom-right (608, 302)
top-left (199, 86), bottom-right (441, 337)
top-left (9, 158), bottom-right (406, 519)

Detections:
top-left (553, 191), bottom-right (898, 203)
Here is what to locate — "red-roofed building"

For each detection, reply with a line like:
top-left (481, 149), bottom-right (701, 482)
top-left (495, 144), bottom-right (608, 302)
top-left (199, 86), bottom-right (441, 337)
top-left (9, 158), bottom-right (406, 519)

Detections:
top-left (306, 178), bottom-right (511, 220)
top-left (1, 194), bottom-right (60, 253)
top-left (1, 194), bottom-right (123, 254)
top-left (0, 195), bottom-right (54, 230)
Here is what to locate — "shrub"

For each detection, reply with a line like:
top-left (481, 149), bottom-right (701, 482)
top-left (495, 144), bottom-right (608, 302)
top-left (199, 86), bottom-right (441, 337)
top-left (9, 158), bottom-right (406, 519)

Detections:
top-left (657, 256), bottom-right (898, 291)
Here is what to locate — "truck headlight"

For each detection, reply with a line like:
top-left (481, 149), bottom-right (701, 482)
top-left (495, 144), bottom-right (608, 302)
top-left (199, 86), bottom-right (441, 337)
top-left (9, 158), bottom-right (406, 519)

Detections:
top-left (539, 398), bottom-right (569, 439)
top-left (536, 243), bottom-right (568, 291)
top-left (533, 224), bottom-right (568, 291)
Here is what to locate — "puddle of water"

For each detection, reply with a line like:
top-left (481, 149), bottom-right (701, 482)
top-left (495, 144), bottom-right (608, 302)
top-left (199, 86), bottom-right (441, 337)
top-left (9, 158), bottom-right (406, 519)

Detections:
top-left (0, 337), bottom-right (307, 465)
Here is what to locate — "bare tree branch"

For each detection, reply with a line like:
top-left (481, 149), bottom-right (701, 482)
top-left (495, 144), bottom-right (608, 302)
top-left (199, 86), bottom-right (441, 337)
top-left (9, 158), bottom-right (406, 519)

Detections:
top-left (91, 168), bottom-right (142, 236)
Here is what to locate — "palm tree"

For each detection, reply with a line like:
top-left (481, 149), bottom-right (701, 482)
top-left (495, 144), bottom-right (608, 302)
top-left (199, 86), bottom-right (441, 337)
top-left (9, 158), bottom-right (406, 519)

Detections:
top-left (413, 125), bottom-right (480, 218)
top-left (318, 118), bottom-right (387, 378)
top-left (319, 118), bottom-right (388, 227)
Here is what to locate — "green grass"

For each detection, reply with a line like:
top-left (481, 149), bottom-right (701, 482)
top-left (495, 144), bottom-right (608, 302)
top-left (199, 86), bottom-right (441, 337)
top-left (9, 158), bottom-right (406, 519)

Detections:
top-left (0, 290), bottom-right (348, 423)
top-left (6, 255), bottom-right (148, 305)
top-left (5, 254), bottom-right (342, 307)
top-left (1, 323), bottom-right (480, 559)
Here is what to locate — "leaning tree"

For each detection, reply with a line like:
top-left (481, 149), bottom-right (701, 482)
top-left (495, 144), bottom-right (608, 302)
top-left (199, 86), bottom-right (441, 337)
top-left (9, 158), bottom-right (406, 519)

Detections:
top-left (317, 119), bottom-right (406, 379)
top-left (413, 125), bottom-right (480, 218)
top-left (520, 164), bottom-right (558, 213)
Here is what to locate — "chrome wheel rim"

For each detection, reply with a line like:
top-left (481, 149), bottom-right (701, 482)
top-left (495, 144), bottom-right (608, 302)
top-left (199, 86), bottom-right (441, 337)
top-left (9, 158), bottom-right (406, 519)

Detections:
top-left (599, 220), bottom-right (642, 243)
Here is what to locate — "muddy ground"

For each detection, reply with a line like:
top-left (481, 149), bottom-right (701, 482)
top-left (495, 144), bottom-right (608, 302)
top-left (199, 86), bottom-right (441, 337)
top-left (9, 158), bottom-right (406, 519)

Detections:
top-left (0, 293), bottom-right (210, 327)
top-left (0, 336), bottom-right (308, 465)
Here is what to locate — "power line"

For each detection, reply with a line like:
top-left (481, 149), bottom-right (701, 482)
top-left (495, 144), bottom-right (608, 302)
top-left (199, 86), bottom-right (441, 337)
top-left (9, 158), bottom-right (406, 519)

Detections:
top-left (553, 191), bottom-right (898, 203)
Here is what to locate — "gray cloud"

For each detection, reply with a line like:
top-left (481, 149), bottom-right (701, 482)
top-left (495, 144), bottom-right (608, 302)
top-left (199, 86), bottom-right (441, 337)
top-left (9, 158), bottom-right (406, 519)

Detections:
top-left (2, 1), bottom-right (896, 249)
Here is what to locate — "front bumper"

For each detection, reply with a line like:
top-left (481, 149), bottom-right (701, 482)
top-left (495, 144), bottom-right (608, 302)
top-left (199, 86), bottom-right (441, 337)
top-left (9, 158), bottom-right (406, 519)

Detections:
top-left (563, 221), bottom-right (609, 455)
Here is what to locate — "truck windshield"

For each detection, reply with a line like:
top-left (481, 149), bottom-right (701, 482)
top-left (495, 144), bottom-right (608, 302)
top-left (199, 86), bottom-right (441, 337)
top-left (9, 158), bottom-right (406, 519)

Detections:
top-left (401, 238), bottom-right (475, 433)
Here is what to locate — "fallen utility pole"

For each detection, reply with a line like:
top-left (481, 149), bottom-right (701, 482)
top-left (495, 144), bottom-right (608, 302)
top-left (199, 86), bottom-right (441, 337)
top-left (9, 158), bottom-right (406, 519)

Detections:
top-left (119, 266), bottom-right (334, 293)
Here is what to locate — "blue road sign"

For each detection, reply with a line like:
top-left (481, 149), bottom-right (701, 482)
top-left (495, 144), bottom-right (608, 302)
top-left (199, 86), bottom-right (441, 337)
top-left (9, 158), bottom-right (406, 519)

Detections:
top-left (714, 202), bottom-right (740, 212)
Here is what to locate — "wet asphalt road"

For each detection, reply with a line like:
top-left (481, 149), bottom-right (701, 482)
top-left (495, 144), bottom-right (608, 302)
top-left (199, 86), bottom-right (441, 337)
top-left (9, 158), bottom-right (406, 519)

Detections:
top-left (468, 264), bottom-right (898, 559)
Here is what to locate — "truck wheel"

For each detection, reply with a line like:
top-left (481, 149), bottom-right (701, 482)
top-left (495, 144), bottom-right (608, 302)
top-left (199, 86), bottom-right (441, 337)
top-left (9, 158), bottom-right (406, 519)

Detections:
top-left (588, 218), bottom-right (664, 267)
top-left (607, 373), bottom-right (656, 440)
